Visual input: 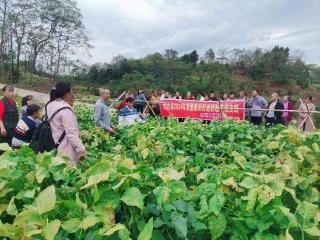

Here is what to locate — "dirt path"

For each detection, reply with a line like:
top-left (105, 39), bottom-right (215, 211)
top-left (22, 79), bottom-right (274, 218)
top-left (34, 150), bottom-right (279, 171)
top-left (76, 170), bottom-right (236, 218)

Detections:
top-left (0, 83), bottom-right (50, 103)
top-left (0, 83), bottom-right (93, 106)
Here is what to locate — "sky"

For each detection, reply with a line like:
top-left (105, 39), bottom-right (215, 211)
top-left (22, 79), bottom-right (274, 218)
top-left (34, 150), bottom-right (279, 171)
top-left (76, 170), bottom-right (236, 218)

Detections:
top-left (76, 0), bottom-right (320, 64)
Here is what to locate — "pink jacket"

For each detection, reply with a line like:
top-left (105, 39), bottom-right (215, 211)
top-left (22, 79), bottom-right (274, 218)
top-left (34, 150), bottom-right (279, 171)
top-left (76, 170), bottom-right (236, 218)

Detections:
top-left (46, 99), bottom-right (85, 164)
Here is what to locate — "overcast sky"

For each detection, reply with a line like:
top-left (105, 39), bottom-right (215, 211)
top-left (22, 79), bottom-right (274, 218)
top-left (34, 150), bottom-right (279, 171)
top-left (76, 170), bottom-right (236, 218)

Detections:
top-left (76, 0), bottom-right (320, 64)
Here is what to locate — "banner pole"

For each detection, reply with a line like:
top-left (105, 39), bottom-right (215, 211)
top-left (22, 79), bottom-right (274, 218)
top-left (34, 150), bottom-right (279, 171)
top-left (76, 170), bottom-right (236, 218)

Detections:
top-left (109, 91), bottom-right (126, 108)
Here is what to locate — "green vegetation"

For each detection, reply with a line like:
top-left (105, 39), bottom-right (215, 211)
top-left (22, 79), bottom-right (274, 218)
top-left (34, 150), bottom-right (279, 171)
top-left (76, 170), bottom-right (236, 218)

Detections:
top-left (67, 46), bottom-right (319, 97)
top-left (0, 105), bottom-right (319, 239)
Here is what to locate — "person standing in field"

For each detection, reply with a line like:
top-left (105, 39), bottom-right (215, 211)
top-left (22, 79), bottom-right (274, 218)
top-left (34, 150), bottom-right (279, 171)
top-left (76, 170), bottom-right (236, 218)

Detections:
top-left (202, 94), bottom-right (211, 124)
top-left (148, 91), bottom-right (160, 116)
top-left (282, 96), bottom-right (294, 126)
top-left (229, 92), bottom-right (236, 100)
top-left (46, 82), bottom-right (86, 164)
top-left (175, 91), bottom-right (182, 99)
top-left (265, 92), bottom-right (284, 127)
top-left (21, 95), bottom-right (35, 117)
top-left (175, 91), bottom-right (184, 122)
top-left (239, 90), bottom-right (252, 121)
top-left (249, 89), bottom-right (267, 125)
top-left (222, 93), bottom-right (228, 101)
top-left (297, 96), bottom-right (315, 132)
top-left (209, 92), bottom-right (219, 101)
top-left (135, 89), bottom-right (145, 113)
top-left (164, 91), bottom-right (171, 99)
top-left (0, 86), bottom-right (19, 145)
top-left (95, 88), bottom-right (115, 134)
top-left (160, 90), bottom-right (166, 100)
top-left (185, 91), bottom-right (195, 100)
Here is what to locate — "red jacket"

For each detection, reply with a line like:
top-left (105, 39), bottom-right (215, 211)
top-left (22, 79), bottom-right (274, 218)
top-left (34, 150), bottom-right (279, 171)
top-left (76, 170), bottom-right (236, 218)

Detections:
top-left (0, 98), bottom-right (16, 121)
top-left (283, 102), bottom-right (294, 122)
top-left (117, 101), bottom-right (126, 111)
top-left (184, 96), bottom-right (195, 100)
top-left (287, 102), bottom-right (294, 122)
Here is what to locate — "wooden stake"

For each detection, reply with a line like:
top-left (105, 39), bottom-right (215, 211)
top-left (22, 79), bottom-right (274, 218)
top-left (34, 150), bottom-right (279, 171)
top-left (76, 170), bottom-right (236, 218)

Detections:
top-left (143, 98), bottom-right (156, 116)
top-left (109, 91), bottom-right (126, 108)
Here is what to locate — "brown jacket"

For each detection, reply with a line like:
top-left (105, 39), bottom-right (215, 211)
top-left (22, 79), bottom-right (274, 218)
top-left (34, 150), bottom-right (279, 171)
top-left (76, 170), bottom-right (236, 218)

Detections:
top-left (297, 103), bottom-right (315, 132)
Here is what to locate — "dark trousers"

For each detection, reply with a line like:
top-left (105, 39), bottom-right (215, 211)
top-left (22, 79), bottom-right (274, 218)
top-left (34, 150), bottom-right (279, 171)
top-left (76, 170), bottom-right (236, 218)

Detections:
top-left (265, 117), bottom-right (276, 127)
top-left (251, 116), bottom-right (262, 125)
top-left (0, 129), bottom-right (14, 146)
top-left (136, 104), bottom-right (144, 114)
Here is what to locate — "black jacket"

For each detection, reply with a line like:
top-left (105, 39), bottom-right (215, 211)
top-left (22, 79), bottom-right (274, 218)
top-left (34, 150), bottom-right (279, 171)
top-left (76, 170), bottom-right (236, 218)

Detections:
top-left (267, 100), bottom-right (284, 124)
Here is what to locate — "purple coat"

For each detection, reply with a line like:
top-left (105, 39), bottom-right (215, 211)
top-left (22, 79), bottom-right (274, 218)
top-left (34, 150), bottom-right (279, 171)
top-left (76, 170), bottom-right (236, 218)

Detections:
top-left (46, 99), bottom-right (85, 164)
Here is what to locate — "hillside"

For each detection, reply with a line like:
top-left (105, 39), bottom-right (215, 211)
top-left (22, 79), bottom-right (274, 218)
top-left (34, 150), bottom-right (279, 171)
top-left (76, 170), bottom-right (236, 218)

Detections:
top-left (1, 72), bottom-right (319, 105)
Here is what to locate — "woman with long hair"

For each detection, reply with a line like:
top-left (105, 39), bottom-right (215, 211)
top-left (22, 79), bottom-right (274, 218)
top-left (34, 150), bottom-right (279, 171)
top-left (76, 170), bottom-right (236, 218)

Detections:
top-left (46, 82), bottom-right (86, 164)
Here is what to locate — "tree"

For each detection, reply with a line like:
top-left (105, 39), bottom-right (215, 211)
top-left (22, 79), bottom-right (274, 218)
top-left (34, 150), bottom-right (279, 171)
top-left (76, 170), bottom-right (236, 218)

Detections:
top-left (204, 48), bottom-right (215, 63)
top-left (8, 0), bottom-right (33, 81)
top-left (163, 49), bottom-right (178, 59)
top-left (27, 0), bottom-right (89, 75)
top-left (292, 59), bottom-right (310, 88)
top-left (181, 50), bottom-right (199, 64)
top-left (309, 65), bottom-right (320, 84)
top-left (0, 0), bottom-right (10, 79)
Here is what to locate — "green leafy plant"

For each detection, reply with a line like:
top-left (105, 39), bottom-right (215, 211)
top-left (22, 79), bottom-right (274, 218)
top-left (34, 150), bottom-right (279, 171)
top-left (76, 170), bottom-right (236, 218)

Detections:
top-left (0, 106), bottom-right (319, 239)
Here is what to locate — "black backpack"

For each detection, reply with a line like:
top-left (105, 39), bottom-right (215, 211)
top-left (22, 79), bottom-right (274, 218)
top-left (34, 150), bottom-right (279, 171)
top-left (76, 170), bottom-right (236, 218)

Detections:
top-left (31, 105), bottom-right (71, 153)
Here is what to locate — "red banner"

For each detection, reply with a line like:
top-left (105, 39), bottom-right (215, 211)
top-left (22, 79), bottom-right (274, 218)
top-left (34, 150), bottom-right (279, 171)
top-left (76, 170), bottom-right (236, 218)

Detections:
top-left (160, 99), bottom-right (245, 121)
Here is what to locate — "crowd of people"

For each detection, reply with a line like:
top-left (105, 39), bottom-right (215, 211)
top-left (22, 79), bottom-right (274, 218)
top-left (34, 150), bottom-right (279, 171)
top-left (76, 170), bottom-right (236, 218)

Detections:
top-left (115, 89), bottom-right (316, 130)
top-left (0, 82), bottom-right (317, 165)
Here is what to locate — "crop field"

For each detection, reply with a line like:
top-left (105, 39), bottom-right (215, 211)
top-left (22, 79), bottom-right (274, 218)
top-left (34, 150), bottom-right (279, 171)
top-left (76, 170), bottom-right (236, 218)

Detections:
top-left (0, 105), bottom-right (319, 240)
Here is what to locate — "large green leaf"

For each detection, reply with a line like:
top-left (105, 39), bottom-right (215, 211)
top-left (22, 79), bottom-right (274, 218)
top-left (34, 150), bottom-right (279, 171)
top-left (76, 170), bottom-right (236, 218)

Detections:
top-left (198, 195), bottom-right (209, 220)
top-left (119, 227), bottom-right (132, 240)
top-left (239, 176), bottom-right (258, 189)
top-left (121, 187), bottom-right (144, 209)
top-left (267, 141), bottom-right (279, 150)
top-left (257, 185), bottom-right (275, 207)
top-left (172, 215), bottom-right (187, 238)
top-left (100, 224), bottom-right (125, 236)
top-left (80, 172), bottom-right (110, 189)
top-left (304, 226), bottom-right (320, 236)
top-left (138, 218), bottom-right (153, 240)
top-left (244, 188), bottom-right (258, 212)
top-left (35, 164), bottom-right (49, 184)
top-left (6, 197), bottom-right (18, 216)
top-left (153, 186), bottom-right (170, 205)
top-left (158, 168), bottom-right (185, 184)
top-left (76, 192), bottom-right (87, 209)
top-left (43, 219), bottom-right (61, 240)
top-left (209, 192), bottom-right (225, 216)
top-left (297, 201), bottom-right (319, 220)
top-left (61, 218), bottom-right (81, 233)
top-left (209, 214), bottom-right (227, 240)
top-left (80, 215), bottom-right (100, 230)
top-left (35, 185), bottom-right (56, 214)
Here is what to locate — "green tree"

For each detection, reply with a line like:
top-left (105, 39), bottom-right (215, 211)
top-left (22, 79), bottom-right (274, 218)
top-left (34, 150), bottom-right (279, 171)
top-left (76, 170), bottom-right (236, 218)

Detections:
top-left (163, 49), bottom-right (178, 59)
top-left (181, 50), bottom-right (199, 64)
